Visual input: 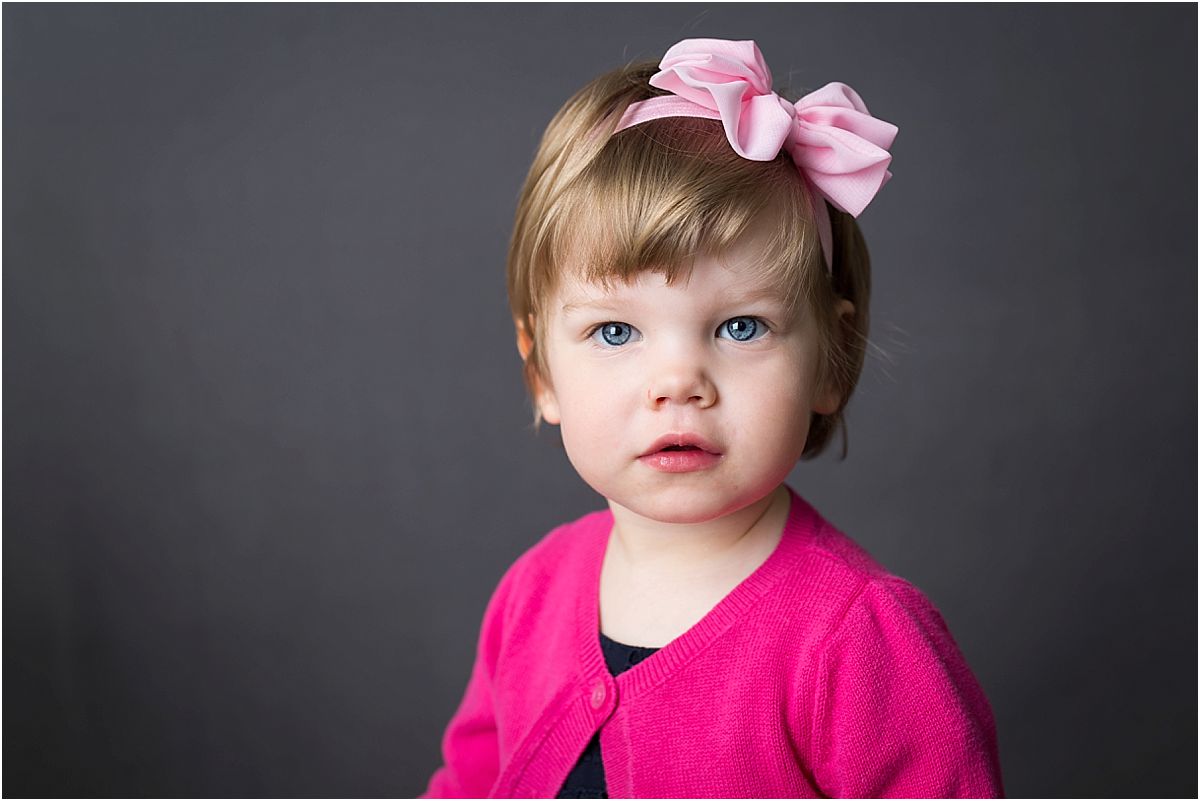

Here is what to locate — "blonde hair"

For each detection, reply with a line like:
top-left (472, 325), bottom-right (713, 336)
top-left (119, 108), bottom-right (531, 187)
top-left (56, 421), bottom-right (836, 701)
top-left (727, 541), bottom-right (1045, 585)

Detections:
top-left (506, 59), bottom-right (873, 460)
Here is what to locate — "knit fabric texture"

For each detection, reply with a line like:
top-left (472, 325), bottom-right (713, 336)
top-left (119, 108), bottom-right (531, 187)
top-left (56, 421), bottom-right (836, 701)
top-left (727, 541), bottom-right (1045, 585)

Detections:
top-left (421, 485), bottom-right (1004, 798)
top-left (557, 634), bottom-right (660, 798)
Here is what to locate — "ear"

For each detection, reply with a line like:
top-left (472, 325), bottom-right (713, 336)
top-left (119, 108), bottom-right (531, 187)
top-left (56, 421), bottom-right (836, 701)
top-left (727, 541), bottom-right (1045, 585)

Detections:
top-left (514, 314), bottom-right (534, 361)
top-left (812, 299), bottom-right (856, 415)
top-left (514, 314), bottom-right (561, 425)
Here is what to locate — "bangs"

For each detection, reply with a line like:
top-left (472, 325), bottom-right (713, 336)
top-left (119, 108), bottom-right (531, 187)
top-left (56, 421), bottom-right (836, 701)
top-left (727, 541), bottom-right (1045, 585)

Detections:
top-left (535, 117), bottom-right (825, 322)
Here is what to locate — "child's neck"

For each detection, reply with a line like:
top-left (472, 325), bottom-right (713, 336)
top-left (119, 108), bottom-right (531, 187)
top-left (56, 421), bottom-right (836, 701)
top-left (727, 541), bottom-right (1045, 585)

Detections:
top-left (605, 484), bottom-right (789, 582)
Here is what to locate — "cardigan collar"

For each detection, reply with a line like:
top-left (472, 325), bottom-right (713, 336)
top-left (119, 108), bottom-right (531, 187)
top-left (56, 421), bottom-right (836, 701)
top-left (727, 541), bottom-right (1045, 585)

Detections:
top-left (574, 484), bottom-right (821, 701)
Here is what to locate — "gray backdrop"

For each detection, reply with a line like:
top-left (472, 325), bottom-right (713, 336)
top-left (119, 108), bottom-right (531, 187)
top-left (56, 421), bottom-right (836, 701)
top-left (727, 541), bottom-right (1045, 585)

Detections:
top-left (4, 4), bottom-right (1196, 798)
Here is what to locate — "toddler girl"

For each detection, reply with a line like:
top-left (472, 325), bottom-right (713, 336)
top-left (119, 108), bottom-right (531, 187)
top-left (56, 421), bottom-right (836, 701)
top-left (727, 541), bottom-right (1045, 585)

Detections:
top-left (422, 38), bottom-right (1003, 798)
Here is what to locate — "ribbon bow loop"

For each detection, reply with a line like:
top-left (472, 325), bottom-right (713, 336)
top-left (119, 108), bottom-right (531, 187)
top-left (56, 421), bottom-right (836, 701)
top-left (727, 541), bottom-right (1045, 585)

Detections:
top-left (647, 38), bottom-right (797, 162)
top-left (787, 82), bottom-right (898, 217)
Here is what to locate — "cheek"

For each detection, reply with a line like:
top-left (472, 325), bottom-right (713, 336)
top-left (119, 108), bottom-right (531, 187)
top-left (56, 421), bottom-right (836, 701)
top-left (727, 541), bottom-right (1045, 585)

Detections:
top-left (557, 398), bottom-right (624, 487)
top-left (744, 384), bottom-right (812, 434)
top-left (549, 363), bottom-right (621, 451)
top-left (726, 358), bottom-right (819, 441)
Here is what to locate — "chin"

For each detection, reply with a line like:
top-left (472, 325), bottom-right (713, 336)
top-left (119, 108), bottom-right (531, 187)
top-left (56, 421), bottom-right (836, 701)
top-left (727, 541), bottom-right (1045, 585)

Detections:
top-left (627, 503), bottom-right (724, 525)
top-left (604, 481), bottom-right (769, 525)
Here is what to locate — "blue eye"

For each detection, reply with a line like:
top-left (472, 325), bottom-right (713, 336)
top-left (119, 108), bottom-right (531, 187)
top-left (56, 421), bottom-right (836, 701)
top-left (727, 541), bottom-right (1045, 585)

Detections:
top-left (591, 322), bottom-right (638, 347)
top-left (588, 317), bottom-right (768, 348)
top-left (720, 316), bottom-right (765, 342)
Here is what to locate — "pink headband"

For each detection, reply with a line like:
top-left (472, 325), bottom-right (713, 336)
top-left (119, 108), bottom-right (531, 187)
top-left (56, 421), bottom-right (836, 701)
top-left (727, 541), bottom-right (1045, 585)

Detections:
top-left (613, 38), bottom-right (898, 273)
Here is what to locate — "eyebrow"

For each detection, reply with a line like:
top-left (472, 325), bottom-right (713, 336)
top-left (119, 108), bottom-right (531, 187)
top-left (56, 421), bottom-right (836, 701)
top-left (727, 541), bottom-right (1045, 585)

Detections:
top-left (560, 298), bottom-right (621, 315)
top-left (560, 285), bottom-right (783, 315)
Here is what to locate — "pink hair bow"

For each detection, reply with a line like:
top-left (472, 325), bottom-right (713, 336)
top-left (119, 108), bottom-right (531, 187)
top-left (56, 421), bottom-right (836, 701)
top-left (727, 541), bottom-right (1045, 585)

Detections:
top-left (614, 38), bottom-right (899, 271)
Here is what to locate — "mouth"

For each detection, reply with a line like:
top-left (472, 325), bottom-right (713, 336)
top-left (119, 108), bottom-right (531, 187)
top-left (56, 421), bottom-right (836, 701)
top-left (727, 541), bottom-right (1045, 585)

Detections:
top-left (638, 434), bottom-right (724, 474)
top-left (639, 433), bottom-right (722, 458)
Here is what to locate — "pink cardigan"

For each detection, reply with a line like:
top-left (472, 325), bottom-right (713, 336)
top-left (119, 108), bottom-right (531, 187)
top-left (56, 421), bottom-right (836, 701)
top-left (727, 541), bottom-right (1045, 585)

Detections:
top-left (422, 486), bottom-right (1004, 798)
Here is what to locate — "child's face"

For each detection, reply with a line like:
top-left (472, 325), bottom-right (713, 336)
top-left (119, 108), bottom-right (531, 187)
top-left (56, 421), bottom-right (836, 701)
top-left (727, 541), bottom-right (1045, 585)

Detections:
top-left (533, 229), bottom-right (846, 525)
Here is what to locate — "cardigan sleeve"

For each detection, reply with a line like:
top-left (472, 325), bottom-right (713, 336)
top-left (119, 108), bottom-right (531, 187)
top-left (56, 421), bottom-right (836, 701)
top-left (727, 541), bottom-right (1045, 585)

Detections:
top-left (420, 556), bottom-right (523, 799)
top-left (809, 577), bottom-right (1005, 798)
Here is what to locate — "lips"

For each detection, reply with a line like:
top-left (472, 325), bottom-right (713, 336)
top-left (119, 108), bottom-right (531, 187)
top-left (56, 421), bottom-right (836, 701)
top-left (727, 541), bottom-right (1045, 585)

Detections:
top-left (640, 432), bottom-right (722, 458)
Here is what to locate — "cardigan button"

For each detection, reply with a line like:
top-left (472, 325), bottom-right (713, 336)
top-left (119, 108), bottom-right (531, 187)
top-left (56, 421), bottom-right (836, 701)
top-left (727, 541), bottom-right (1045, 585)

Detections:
top-left (589, 681), bottom-right (607, 709)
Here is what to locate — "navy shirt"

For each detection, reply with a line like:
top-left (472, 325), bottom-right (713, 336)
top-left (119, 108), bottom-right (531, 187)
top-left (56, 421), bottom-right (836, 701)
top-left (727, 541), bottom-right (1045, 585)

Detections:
top-left (555, 633), bottom-right (660, 798)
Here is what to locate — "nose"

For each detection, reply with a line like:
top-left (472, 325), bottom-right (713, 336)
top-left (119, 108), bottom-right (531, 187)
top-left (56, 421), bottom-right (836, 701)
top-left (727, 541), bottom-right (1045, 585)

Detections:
top-left (645, 352), bottom-right (717, 410)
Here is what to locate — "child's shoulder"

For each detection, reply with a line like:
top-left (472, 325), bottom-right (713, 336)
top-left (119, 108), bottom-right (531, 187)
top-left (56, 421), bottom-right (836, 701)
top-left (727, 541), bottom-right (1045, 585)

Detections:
top-left (492, 505), bottom-right (612, 590)
top-left (787, 490), bottom-right (952, 636)
top-left (472, 506), bottom-right (609, 635)
top-left (789, 489), bottom-right (898, 583)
